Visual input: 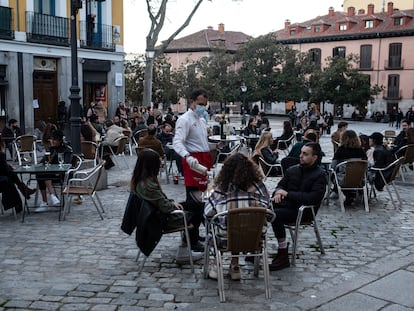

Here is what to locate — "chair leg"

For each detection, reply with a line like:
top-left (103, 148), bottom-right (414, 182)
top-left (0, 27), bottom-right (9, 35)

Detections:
top-left (310, 209), bottom-right (325, 255)
top-left (363, 186), bottom-right (370, 212)
top-left (90, 195), bottom-right (104, 220)
top-left (262, 239), bottom-right (271, 299)
top-left (216, 250), bottom-right (225, 302)
top-left (136, 249), bottom-right (147, 274)
top-left (338, 190), bottom-right (346, 212)
top-left (182, 216), bottom-right (194, 273)
top-left (93, 192), bottom-right (105, 213)
top-left (62, 194), bottom-right (72, 221)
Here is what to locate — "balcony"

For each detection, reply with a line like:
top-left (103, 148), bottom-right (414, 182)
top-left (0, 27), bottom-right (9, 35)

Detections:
top-left (384, 89), bottom-right (402, 100)
top-left (384, 58), bottom-right (404, 70)
top-left (26, 11), bottom-right (69, 46)
top-left (79, 21), bottom-right (115, 51)
top-left (359, 60), bottom-right (373, 71)
top-left (0, 6), bottom-right (14, 40)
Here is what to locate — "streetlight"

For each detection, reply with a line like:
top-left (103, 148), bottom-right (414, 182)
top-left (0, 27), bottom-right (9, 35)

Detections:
top-left (69, 0), bottom-right (82, 154)
top-left (240, 82), bottom-right (247, 126)
top-left (143, 49), bottom-right (155, 108)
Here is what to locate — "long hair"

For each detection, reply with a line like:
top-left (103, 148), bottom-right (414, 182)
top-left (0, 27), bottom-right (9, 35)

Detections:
top-left (340, 130), bottom-right (361, 148)
top-left (282, 120), bottom-right (293, 135)
top-left (214, 152), bottom-right (263, 192)
top-left (252, 132), bottom-right (273, 159)
top-left (130, 148), bottom-right (161, 191)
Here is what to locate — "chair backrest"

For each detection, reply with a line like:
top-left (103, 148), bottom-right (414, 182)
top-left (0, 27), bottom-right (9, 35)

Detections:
top-left (134, 129), bottom-right (148, 143)
top-left (81, 141), bottom-right (98, 160)
top-left (226, 207), bottom-right (266, 253)
top-left (332, 139), bottom-right (340, 153)
top-left (402, 144), bottom-right (414, 164)
top-left (116, 136), bottom-right (129, 154)
top-left (17, 135), bottom-right (36, 152)
top-left (91, 162), bottom-right (105, 192)
top-left (341, 159), bottom-right (368, 188)
top-left (384, 130), bottom-right (396, 138)
top-left (277, 134), bottom-right (295, 150)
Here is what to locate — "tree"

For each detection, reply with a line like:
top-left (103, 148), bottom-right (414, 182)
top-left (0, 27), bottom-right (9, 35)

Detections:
top-left (142, 0), bottom-right (241, 107)
top-left (125, 55), bottom-right (145, 105)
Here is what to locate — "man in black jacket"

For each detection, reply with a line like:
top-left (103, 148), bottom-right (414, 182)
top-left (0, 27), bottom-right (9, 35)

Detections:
top-left (269, 142), bottom-right (327, 271)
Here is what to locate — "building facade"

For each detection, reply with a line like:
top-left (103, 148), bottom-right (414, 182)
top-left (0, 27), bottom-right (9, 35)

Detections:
top-left (0, 0), bottom-right (124, 133)
top-left (274, 2), bottom-right (414, 117)
top-left (343, 0), bottom-right (414, 12)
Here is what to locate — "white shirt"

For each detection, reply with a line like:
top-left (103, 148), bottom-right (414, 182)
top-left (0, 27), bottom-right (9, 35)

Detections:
top-left (173, 109), bottom-right (210, 157)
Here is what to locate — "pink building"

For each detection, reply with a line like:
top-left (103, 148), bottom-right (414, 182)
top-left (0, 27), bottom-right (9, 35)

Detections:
top-left (274, 2), bottom-right (414, 116)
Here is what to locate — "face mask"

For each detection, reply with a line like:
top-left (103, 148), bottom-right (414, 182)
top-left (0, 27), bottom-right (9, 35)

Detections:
top-left (194, 105), bottom-right (206, 117)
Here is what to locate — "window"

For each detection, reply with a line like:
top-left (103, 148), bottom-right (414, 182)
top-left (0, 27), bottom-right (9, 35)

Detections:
top-left (290, 29), bottom-right (296, 35)
top-left (365, 20), bottom-right (374, 28)
top-left (309, 48), bottom-right (321, 67)
top-left (394, 17), bottom-right (403, 26)
top-left (360, 45), bottom-right (372, 69)
top-left (339, 23), bottom-right (347, 31)
top-left (314, 26), bottom-right (321, 33)
top-left (333, 46), bottom-right (346, 58)
top-left (387, 74), bottom-right (400, 98)
top-left (388, 43), bottom-right (402, 68)
top-left (34, 0), bottom-right (55, 15)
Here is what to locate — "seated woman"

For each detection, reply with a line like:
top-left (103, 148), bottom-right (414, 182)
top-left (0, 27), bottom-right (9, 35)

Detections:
top-left (204, 152), bottom-right (270, 280)
top-left (0, 137), bottom-right (36, 213)
top-left (252, 131), bottom-right (281, 176)
top-left (35, 130), bottom-right (73, 212)
top-left (271, 120), bottom-right (293, 150)
top-left (331, 130), bottom-right (367, 205)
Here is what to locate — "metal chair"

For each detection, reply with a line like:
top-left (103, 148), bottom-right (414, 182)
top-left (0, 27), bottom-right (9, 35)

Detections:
top-left (214, 142), bottom-right (242, 176)
top-left (331, 139), bottom-right (340, 153)
top-left (208, 207), bottom-right (274, 302)
top-left (276, 134), bottom-right (295, 156)
top-left (13, 135), bottom-right (37, 165)
top-left (394, 144), bottom-right (414, 182)
top-left (284, 205), bottom-right (325, 266)
top-left (62, 161), bottom-right (106, 220)
top-left (332, 159), bottom-right (369, 212)
top-left (369, 157), bottom-right (404, 209)
top-left (105, 136), bottom-right (129, 169)
top-left (258, 156), bottom-right (283, 181)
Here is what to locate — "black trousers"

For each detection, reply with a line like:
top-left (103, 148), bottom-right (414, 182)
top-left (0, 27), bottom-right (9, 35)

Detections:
top-left (181, 186), bottom-right (204, 245)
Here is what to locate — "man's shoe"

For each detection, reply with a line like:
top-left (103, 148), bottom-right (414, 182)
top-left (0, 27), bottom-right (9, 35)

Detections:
top-left (190, 241), bottom-right (205, 252)
top-left (48, 194), bottom-right (60, 206)
top-left (269, 247), bottom-right (290, 271)
top-left (34, 202), bottom-right (49, 213)
top-left (230, 265), bottom-right (241, 281)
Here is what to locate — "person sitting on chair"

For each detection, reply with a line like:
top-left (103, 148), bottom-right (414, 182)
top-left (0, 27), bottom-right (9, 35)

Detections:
top-left (101, 120), bottom-right (125, 170)
top-left (205, 152), bottom-right (270, 280)
top-left (368, 132), bottom-right (394, 191)
top-left (138, 124), bottom-right (164, 157)
top-left (269, 142), bottom-right (326, 271)
top-left (252, 131), bottom-right (281, 176)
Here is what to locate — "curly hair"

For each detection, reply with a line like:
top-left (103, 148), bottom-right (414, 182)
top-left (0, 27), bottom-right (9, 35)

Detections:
top-left (214, 152), bottom-right (264, 192)
top-left (340, 130), bottom-right (361, 148)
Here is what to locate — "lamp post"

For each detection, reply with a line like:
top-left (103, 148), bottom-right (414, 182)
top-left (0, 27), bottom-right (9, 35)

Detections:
top-left (240, 82), bottom-right (247, 126)
top-left (69, 0), bottom-right (82, 154)
top-left (143, 49), bottom-right (155, 108)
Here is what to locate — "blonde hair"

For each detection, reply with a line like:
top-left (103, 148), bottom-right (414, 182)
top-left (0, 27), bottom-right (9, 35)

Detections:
top-left (252, 131), bottom-right (273, 159)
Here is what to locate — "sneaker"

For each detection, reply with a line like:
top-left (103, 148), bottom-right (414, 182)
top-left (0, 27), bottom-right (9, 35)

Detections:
top-left (208, 264), bottom-right (218, 280)
top-left (48, 194), bottom-right (60, 206)
top-left (230, 265), bottom-right (241, 281)
top-left (34, 202), bottom-right (49, 212)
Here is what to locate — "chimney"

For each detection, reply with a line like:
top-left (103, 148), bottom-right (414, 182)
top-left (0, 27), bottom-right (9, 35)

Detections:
top-left (328, 6), bottom-right (335, 17)
top-left (368, 4), bottom-right (374, 15)
top-left (358, 8), bottom-right (365, 14)
top-left (218, 23), bottom-right (224, 33)
top-left (285, 19), bottom-right (291, 29)
top-left (207, 26), bottom-right (213, 30)
top-left (387, 2), bottom-right (394, 15)
top-left (347, 6), bottom-right (355, 17)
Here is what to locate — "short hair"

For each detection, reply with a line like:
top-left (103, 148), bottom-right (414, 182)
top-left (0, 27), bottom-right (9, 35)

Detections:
top-left (190, 88), bottom-right (208, 101)
top-left (304, 142), bottom-right (322, 160)
top-left (8, 119), bottom-right (17, 126)
top-left (337, 121), bottom-right (348, 129)
top-left (105, 120), bottom-right (113, 128)
top-left (402, 119), bottom-right (411, 126)
top-left (147, 124), bottom-right (157, 135)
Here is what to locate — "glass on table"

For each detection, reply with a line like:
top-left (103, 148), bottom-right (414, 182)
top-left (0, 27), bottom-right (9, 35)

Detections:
top-left (58, 153), bottom-right (64, 167)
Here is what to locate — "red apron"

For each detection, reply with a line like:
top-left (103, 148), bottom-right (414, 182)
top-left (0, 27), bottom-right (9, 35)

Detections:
top-left (182, 152), bottom-right (212, 192)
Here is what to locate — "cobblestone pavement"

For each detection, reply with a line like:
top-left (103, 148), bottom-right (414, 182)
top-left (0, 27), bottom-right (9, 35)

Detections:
top-left (1, 118), bottom-right (414, 310)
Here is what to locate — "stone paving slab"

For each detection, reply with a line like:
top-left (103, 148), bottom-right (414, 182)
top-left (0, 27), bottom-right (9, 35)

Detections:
top-left (1, 118), bottom-right (414, 309)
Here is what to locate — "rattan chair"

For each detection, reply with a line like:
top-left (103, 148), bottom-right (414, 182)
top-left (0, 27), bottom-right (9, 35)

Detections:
top-left (13, 135), bottom-right (37, 165)
top-left (208, 207), bottom-right (274, 302)
top-left (332, 159), bottom-right (369, 212)
top-left (369, 157), bottom-right (404, 209)
top-left (285, 205), bottom-right (325, 266)
top-left (62, 161), bottom-right (105, 220)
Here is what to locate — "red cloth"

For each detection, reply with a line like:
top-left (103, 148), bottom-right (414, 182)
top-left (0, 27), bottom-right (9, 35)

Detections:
top-left (182, 152), bottom-right (212, 192)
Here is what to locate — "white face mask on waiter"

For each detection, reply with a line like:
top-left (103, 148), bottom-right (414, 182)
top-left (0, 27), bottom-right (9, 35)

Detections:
top-left (194, 104), bottom-right (206, 117)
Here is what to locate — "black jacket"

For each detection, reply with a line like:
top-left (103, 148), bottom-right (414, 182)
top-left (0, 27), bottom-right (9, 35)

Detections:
top-left (121, 193), bottom-right (163, 256)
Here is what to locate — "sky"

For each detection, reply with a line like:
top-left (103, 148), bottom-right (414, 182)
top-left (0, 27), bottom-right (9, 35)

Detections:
top-left (124, 0), bottom-right (344, 54)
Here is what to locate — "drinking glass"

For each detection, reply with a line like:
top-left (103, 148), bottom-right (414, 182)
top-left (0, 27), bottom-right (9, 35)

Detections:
top-left (44, 152), bottom-right (51, 167)
top-left (58, 153), bottom-right (64, 167)
top-left (23, 155), bottom-right (31, 168)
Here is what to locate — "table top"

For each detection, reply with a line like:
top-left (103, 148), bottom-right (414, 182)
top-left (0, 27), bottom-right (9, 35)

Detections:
top-left (208, 135), bottom-right (243, 142)
top-left (14, 164), bottom-right (71, 174)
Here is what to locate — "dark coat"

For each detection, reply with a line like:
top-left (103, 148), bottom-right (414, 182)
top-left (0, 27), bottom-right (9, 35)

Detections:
top-left (121, 193), bottom-right (162, 256)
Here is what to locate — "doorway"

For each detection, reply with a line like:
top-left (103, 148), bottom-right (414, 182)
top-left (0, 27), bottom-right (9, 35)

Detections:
top-left (33, 71), bottom-right (58, 123)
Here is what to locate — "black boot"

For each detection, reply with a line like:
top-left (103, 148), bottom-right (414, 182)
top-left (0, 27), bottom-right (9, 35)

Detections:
top-left (17, 183), bottom-right (36, 199)
top-left (269, 247), bottom-right (290, 271)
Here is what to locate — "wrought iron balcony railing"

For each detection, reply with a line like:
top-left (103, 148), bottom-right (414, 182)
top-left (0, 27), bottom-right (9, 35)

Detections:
top-left (26, 11), bottom-right (69, 46)
top-left (0, 6), bottom-right (14, 39)
top-left (79, 21), bottom-right (115, 51)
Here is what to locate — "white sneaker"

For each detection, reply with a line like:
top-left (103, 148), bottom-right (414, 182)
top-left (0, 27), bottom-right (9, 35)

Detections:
top-left (35, 202), bottom-right (49, 212)
top-left (48, 194), bottom-right (60, 206)
top-left (208, 264), bottom-right (218, 280)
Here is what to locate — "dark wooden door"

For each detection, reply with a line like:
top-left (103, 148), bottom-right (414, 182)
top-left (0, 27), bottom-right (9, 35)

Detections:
top-left (33, 71), bottom-right (58, 123)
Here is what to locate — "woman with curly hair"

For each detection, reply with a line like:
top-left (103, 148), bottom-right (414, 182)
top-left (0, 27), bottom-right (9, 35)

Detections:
top-left (204, 152), bottom-right (270, 280)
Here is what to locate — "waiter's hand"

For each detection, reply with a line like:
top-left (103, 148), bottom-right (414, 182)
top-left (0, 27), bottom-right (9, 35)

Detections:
top-left (186, 156), bottom-right (199, 168)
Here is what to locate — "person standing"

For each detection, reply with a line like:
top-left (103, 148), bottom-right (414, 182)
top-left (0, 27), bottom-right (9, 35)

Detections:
top-left (173, 88), bottom-right (213, 252)
top-left (269, 142), bottom-right (327, 271)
